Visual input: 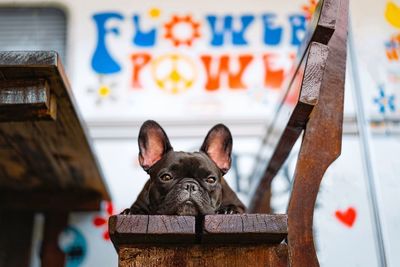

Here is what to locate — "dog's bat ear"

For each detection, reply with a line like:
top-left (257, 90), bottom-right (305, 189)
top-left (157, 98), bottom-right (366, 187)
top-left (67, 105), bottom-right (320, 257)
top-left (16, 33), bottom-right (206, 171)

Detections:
top-left (200, 124), bottom-right (232, 174)
top-left (138, 120), bottom-right (173, 171)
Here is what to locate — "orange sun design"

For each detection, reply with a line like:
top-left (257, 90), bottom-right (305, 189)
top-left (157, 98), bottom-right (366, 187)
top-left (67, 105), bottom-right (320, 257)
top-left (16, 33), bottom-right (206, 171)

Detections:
top-left (164, 15), bottom-right (201, 46)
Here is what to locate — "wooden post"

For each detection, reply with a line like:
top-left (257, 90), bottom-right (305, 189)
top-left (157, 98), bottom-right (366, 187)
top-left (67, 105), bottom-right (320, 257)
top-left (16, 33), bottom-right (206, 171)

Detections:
top-left (40, 213), bottom-right (69, 267)
top-left (248, 0), bottom-right (340, 213)
top-left (0, 211), bottom-right (34, 267)
top-left (287, 0), bottom-right (349, 266)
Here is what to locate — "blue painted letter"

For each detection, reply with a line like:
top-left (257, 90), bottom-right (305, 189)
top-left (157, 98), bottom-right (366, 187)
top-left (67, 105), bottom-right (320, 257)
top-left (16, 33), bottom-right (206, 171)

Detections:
top-left (91, 12), bottom-right (124, 74)
top-left (262, 14), bottom-right (282, 46)
top-left (206, 15), bottom-right (254, 46)
top-left (132, 15), bottom-right (156, 47)
top-left (289, 15), bottom-right (306, 46)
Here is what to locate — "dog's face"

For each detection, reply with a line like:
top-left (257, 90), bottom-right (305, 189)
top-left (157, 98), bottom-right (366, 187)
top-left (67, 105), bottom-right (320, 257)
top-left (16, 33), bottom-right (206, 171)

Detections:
top-left (137, 120), bottom-right (235, 215)
top-left (146, 151), bottom-right (223, 215)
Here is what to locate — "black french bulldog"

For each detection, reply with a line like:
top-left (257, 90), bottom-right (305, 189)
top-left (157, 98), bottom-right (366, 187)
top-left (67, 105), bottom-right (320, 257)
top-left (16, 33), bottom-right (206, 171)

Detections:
top-left (122, 120), bottom-right (245, 216)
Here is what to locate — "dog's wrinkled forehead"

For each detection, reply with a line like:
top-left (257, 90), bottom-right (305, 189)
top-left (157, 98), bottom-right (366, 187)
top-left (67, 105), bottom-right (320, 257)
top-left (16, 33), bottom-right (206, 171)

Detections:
top-left (149, 151), bottom-right (221, 178)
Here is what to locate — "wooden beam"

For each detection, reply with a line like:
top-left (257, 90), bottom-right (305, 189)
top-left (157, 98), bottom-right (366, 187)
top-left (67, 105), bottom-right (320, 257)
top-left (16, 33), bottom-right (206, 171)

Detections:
top-left (109, 215), bottom-right (196, 249)
top-left (110, 215), bottom-right (290, 266)
top-left (118, 244), bottom-right (288, 267)
top-left (287, 0), bottom-right (349, 266)
top-left (0, 51), bottom-right (110, 205)
top-left (109, 214), bottom-right (288, 248)
top-left (0, 191), bottom-right (103, 212)
top-left (202, 214), bottom-right (287, 244)
top-left (249, 42), bottom-right (329, 212)
top-left (249, 0), bottom-right (340, 212)
top-left (0, 79), bottom-right (56, 122)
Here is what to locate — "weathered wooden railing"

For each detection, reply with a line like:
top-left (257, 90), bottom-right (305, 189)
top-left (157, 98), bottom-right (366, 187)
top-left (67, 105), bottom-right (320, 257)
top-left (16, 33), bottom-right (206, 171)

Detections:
top-left (248, 0), bottom-right (340, 212)
top-left (110, 214), bottom-right (289, 266)
top-left (0, 51), bottom-right (111, 267)
top-left (109, 0), bottom-right (348, 266)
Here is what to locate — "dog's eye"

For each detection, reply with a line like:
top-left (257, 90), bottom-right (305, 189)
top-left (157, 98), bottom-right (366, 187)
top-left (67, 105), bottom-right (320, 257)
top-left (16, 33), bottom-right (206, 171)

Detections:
top-left (205, 176), bottom-right (217, 184)
top-left (160, 174), bottom-right (172, 182)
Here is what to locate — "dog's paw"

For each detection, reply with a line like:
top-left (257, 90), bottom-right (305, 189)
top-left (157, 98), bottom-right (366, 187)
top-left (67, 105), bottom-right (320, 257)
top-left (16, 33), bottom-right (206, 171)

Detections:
top-left (120, 208), bottom-right (133, 215)
top-left (120, 207), bottom-right (148, 215)
top-left (216, 205), bottom-right (241, 215)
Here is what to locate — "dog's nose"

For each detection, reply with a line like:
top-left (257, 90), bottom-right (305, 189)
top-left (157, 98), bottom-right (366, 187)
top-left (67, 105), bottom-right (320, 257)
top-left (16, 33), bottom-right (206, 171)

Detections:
top-left (183, 182), bottom-right (198, 193)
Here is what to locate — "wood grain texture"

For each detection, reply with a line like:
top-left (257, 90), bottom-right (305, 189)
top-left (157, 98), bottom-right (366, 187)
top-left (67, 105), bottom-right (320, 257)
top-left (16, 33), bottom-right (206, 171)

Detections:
top-left (0, 51), bottom-right (110, 210)
top-left (0, 211), bottom-right (34, 267)
top-left (119, 244), bottom-right (288, 267)
top-left (249, 42), bottom-right (329, 213)
top-left (0, 191), bottom-right (103, 212)
top-left (288, 0), bottom-right (349, 266)
top-left (110, 214), bottom-right (288, 248)
top-left (0, 79), bottom-right (48, 105)
top-left (0, 79), bottom-right (56, 121)
top-left (109, 215), bottom-right (196, 247)
top-left (202, 214), bottom-right (287, 244)
top-left (0, 51), bottom-right (58, 66)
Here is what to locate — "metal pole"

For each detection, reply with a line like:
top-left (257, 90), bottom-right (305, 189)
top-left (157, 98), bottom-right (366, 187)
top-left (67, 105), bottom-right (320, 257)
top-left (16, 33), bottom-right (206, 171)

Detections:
top-left (348, 19), bottom-right (390, 267)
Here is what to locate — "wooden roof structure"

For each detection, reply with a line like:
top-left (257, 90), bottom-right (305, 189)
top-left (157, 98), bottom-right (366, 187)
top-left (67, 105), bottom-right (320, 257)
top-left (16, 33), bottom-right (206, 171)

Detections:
top-left (0, 51), bottom-right (110, 212)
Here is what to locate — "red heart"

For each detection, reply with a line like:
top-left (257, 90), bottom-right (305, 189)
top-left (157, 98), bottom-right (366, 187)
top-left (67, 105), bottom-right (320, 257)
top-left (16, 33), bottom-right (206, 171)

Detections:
top-left (335, 207), bottom-right (356, 227)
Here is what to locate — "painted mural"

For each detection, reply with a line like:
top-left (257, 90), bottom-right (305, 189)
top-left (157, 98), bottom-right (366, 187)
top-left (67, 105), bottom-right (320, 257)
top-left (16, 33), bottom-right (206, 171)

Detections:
top-left (89, 11), bottom-right (304, 87)
top-left (350, 0), bottom-right (400, 126)
top-left (374, 1), bottom-right (400, 122)
top-left (65, 0), bottom-right (321, 121)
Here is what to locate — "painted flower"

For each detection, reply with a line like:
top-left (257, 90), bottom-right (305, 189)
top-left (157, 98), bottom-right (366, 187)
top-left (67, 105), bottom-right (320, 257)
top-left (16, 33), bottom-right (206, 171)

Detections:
top-left (92, 201), bottom-right (114, 241)
top-left (87, 75), bottom-right (118, 105)
top-left (164, 15), bottom-right (201, 46)
top-left (373, 85), bottom-right (396, 114)
top-left (148, 8), bottom-right (161, 19)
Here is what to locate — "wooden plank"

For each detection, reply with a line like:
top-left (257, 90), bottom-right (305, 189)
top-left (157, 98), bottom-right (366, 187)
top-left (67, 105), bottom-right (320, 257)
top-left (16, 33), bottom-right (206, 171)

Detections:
top-left (119, 244), bottom-right (288, 267)
top-left (287, 0), bottom-right (349, 266)
top-left (0, 51), bottom-right (110, 207)
top-left (0, 191), bottom-right (103, 212)
top-left (286, 0), bottom-right (339, 106)
top-left (109, 215), bottom-right (196, 248)
top-left (248, 0), bottom-right (340, 183)
top-left (0, 79), bottom-right (56, 122)
top-left (0, 211), bottom-right (34, 267)
top-left (40, 212), bottom-right (68, 267)
top-left (202, 214), bottom-right (287, 244)
top-left (249, 42), bottom-right (329, 212)
top-left (0, 51), bottom-right (57, 66)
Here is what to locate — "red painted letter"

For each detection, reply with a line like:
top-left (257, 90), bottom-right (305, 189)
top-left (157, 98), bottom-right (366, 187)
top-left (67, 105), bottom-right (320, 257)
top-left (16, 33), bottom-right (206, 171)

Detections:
top-left (200, 54), bottom-right (253, 91)
top-left (131, 53), bottom-right (151, 88)
top-left (263, 53), bottom-right (286, 90)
